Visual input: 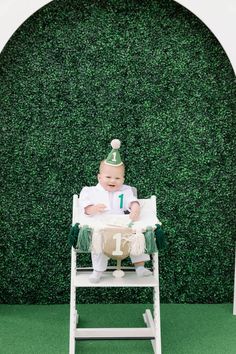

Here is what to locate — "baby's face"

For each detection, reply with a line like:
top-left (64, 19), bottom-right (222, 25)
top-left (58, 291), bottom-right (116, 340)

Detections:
top-left (98, 164), bottom-right (124, 192)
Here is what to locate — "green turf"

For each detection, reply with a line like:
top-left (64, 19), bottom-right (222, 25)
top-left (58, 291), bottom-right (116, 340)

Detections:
top-left (0, 304), bottom-right (236, 353)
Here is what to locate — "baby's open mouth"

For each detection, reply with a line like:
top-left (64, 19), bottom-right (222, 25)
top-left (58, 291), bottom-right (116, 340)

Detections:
top-left (108, 184), bottom-right (115, 187)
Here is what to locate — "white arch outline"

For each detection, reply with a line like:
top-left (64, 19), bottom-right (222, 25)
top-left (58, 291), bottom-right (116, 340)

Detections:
top-left (0, 0), bottom-right (235, 75)
top-left (0, 0), bottom-right (53, 52)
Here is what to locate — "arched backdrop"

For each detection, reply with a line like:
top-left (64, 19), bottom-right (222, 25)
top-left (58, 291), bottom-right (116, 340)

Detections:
top-left (1, 0), bottom-right (236, 75)
top-left (0, 0), bottom-right (235, 304)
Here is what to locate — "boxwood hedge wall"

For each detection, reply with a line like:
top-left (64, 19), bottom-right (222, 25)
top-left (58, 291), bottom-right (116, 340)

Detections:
top-left (0, 0), bottom-right (235, 304)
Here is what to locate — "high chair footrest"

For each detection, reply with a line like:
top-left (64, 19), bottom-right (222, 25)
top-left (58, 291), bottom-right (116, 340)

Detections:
top-left (75, 271), bottom-right (158, 287)
top-left (75, 327), bottom-right (155, 340)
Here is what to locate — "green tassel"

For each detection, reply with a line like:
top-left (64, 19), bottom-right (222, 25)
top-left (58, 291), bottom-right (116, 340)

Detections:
top-left (144, 227), bottom-right (158, 254)
top-left (155, 224), bottom-right (166, 250)
top-left (76, 225), bottom-right (92, 252)
top-left (68, 223), bottom-right (80, 248)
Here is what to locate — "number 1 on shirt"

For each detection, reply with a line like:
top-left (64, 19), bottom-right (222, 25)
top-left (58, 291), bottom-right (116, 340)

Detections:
top-left (118, 194), bottom-right (124, 209)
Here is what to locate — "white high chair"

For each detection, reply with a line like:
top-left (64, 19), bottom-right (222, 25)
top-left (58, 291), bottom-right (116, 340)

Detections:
top-left (69, 194), bottom-right (162, 354)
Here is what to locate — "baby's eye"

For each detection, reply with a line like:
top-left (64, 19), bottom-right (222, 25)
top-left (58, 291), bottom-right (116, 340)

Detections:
top-left (106, 176), bottom-right (111, 179)
top-left (115, 177), bottom-right (120, 180)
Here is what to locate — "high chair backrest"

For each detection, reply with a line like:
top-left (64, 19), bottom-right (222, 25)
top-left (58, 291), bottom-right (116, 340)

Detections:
top-left (72, 194), bottom-right (80, 225)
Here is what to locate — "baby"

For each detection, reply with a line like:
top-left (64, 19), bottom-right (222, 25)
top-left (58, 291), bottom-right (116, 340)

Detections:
top-left (79, 139), bottom-right (152, 283)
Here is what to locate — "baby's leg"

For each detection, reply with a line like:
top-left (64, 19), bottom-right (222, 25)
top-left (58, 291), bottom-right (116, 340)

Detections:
top-left (131, 254), bottom-right (152, 277)
top-left (91, 252), bottom-right (109, 272)
top-left (89, 253), bottom-right (109, 283)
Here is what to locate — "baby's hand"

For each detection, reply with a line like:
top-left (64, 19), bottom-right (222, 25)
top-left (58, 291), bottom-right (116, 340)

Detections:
top-left (94, 204), bottom-right (107, 213)
top-left (129, 202), bottom-right (140, 221)
top-left (85, 204), bottom-right (107, 215)
top-left (129, 211), bottom-right (140, 222)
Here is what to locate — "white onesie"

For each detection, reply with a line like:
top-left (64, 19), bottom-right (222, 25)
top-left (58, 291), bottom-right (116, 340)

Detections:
top-left (79, 183), bottom-right (150, 271)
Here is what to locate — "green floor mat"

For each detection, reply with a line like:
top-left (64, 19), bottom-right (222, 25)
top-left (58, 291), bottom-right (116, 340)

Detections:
top-left (0, 304), bottom-right (236, 354)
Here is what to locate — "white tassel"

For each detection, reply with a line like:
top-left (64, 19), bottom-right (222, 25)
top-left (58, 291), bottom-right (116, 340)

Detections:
top-left (91, 228), bottom-right (103, 254)
top-left (129, 230), bottom-right (145, 256)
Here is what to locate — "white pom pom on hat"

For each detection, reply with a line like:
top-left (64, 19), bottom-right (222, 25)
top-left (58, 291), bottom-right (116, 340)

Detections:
top-left (111, 139), bottom-right (121, 149)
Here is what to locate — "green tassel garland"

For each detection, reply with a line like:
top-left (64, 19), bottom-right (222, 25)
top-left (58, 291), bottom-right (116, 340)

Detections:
top-left (155, 224), bottom-right (166, 250)
top-left (69, 224), bottom-right (166, 253)
top-left (68, 223), bottom-right (80, 248)
top-left (144, 226), bottom-right (158, 254)
top-left (76, 225), bottom-right (92, 252)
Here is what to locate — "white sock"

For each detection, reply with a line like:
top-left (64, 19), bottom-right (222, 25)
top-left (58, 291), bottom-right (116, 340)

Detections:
top-left (89, 270), bottom-right (103, 283)
top-left (135, 266), bottom-right (152, 277)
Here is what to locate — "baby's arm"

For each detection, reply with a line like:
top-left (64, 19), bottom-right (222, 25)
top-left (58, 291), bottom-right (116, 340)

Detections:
top-left (80, 187), bottom-right (107, 216)
top-left (85, 204), bottom-right (107, 215)
top-left (129, 201), bottom-right (140, 221)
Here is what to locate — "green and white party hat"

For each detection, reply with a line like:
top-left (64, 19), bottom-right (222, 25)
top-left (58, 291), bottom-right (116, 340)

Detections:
top-left (105, 139), bottom-right (123, 166)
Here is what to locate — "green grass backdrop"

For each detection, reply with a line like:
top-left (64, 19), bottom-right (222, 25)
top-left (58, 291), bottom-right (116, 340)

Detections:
top-left (0, 0), bottom-right (235, 304)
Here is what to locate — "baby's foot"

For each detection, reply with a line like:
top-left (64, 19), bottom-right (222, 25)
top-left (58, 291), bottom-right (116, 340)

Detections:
top-left (135, 266), bottom-right (152, 277)
top-left (89, 270), bottom-right (103, 283)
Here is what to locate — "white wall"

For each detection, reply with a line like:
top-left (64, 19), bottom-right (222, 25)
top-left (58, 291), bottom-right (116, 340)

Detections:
top-left (0, 0), bottom-right (53, 51)
top-left (0, 0), bottom-right (235, 75)
top-left (175, 0), bottom-right (236, 74)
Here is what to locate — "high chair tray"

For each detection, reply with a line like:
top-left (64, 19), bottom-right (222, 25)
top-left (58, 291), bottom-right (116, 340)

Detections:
top-left (75, 271), bottom-right (158, 287)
